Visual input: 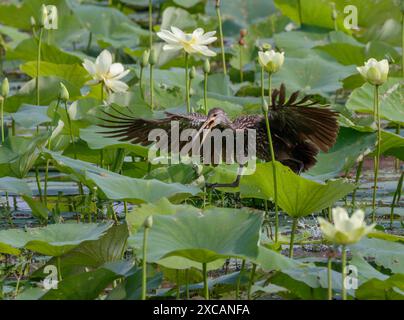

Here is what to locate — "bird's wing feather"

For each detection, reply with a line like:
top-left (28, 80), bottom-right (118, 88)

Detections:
top-left (98, 111), bottom-right (207, 147)
top-left (265, 84), bottom-right (339, 153)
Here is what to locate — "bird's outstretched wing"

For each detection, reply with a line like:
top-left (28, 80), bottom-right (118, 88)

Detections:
top-left (98, 108), bottom-right (207, 149)
top-left (267, 84), bottom-right (339, 153)
top-left (233, 84), bottom-right (339, 172)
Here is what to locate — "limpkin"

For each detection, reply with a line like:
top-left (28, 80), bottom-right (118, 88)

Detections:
top-left (99, 84), bottom-right (339, 188)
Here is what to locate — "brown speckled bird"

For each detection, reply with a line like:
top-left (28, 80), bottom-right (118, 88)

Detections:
top-left (99, 84), bottom-right (339, 187)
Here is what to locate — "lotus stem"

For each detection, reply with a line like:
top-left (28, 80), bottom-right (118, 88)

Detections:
top-left (36, 27), bottom-right (43, 106)
top-left (351, 159), bottom-right (363, 211)
top-left (176, 269), bottom-right (180, 299)
top-left (44, 159), bottom-right (50, 206)
top-left (0, 96), bottom-right (4, 143)
top-left (341, 245), bottom-right (347, 300)
top-left (216, 1), bottom-right (227, 75)
top-left (247, 263), bottom-right (256, 300)
top-left (139, 66), bottom-right (144, 100)
top-left (64, 100), bottom-right (76, 159)
top-left (395, 124), bottom-right (401, 171)
top-left (239, 44), bottom-right (243, 82)
top-left (57, 256), bottom-right (62, 281)
top-left (297, 0), bottom-right (303, 26)
top-left (141, 226), bottom-right (150, 300)
top-left (35, 166), bottom-right (43, 202)
top-left (236, 259), bottom-right (245, 299)
top-left (149, 0), bottom-right (153, 48)
top-left (202, 262), bottom-right (209, 299)
top-left (261, 68), bottom-right (279, 243)
top-left (203, 71), bottom-right (208, 115)
top-left (100, 82), bottom-right (104, 103)
top-left (402, 13), bottom-right (404, 78)
top-left (185, 52), bottom-right (190, 113)
top-left (327, 255), bottom-right (333, 300)
top-left (390, 171), bottom-right (403, 229)
top-left (83, 30), bottom-right (91, 53)
top-left (289, 218), bottom-right (298, 258)
top-left (371, 85), bottom-right (380, 223)
top-left (150, 62), bottom-right (154, 111)
top-left (185, 269), bottom-right (190, 299)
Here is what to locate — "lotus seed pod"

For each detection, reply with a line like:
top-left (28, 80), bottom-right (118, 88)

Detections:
top-left (141, 49), bottom-right (150, 68)
top-left (262, 99), bottom-right (269, 113)
top-left (261, 43), bottom-right (272, 51)
top-left (148, 48), bottom-right (158, 65)
top-left (190, 66), bottom-right (196, 79)
top-left (215, 0), bottom-right (221, 8)
top-left (240, 29), bottom-right (247, 37)
top-left (238, 38), bottom-right (246, 46)
top-left (59, 83), bottom-right (69, 101)
top-left (1, 78), bottom-right (9, 97)
top-left (203, 59), bottom-right (210, 74)
top-left (144, 215), bottom-right (153, 228)
top-left (40, 4), bottom-right (48, 27)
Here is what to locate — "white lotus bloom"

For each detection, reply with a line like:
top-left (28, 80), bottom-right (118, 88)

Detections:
top-left (82, 50), bottom-right (130, 93)
top-left (318, 207), bottom-right (375, 245)
top-left (43, 5), bottom-right (58, 30)
top-left (157, 27), bottom-right (217, 57)
top-left (258, 50), bottom-right (285, 74)
top-left (357, 58), bottom-right (389, 86)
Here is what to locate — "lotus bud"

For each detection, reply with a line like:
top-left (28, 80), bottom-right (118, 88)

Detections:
top-left (215, 0), bottom-right (221, 8)
top-left (262, 99), bottom-right (269, 113)
top-left (258, 50), bottom-right (285, 74)
top-left (141, 49), bottom-right (150, 68)
top-left (240, 29), bottom-right (247, 38)
top-left (1, 78), bottom-right (9, 98)
top-left (59, 83), bottom-right (69, 101)
top-left (330, 2), bottom-right (337, 20)
top-left (203, 59), bottom-right (210, 74)
top-left (144, 215), bottom-right (153, 228)
top-left (148, 48), bottom-right (158, 66)
top-left (30, 16), bottom-right (36, 27)
top-left (189, 66), bottom-right (196, 79)
top-left (39, 4), bottom-right (48, 28)
top-left (357, 58), bottom-right (389, 86)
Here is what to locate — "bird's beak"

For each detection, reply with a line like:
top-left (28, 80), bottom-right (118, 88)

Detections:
top-left (191, 115), bottom-right (218, 147)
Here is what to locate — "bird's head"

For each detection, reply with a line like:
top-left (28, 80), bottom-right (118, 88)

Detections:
top-left (191, 108), bottom-right (232, 148)
top-left (204, 108), bottom-right (232, 129)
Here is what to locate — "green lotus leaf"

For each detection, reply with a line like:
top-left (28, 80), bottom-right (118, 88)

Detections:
top-left (131, 208), bottom-right (263, 264)
top-left (346, 78), bottom-right (404, 125)
top-left (0, 222), bottom-right (113, 257)
top-left (240, 162), bottom-right (356, 217)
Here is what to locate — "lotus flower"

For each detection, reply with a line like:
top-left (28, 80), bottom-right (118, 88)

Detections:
top-left (82, 50), bottom-right (130, 93)
top-left (318, 207), bottom-right (375, 245)
top-left (258, 50), bottom-right (285, 74)
top-left (157, 27), bottom-right (217, 57)
top-left (357, 58), bottom-right (389, 86)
